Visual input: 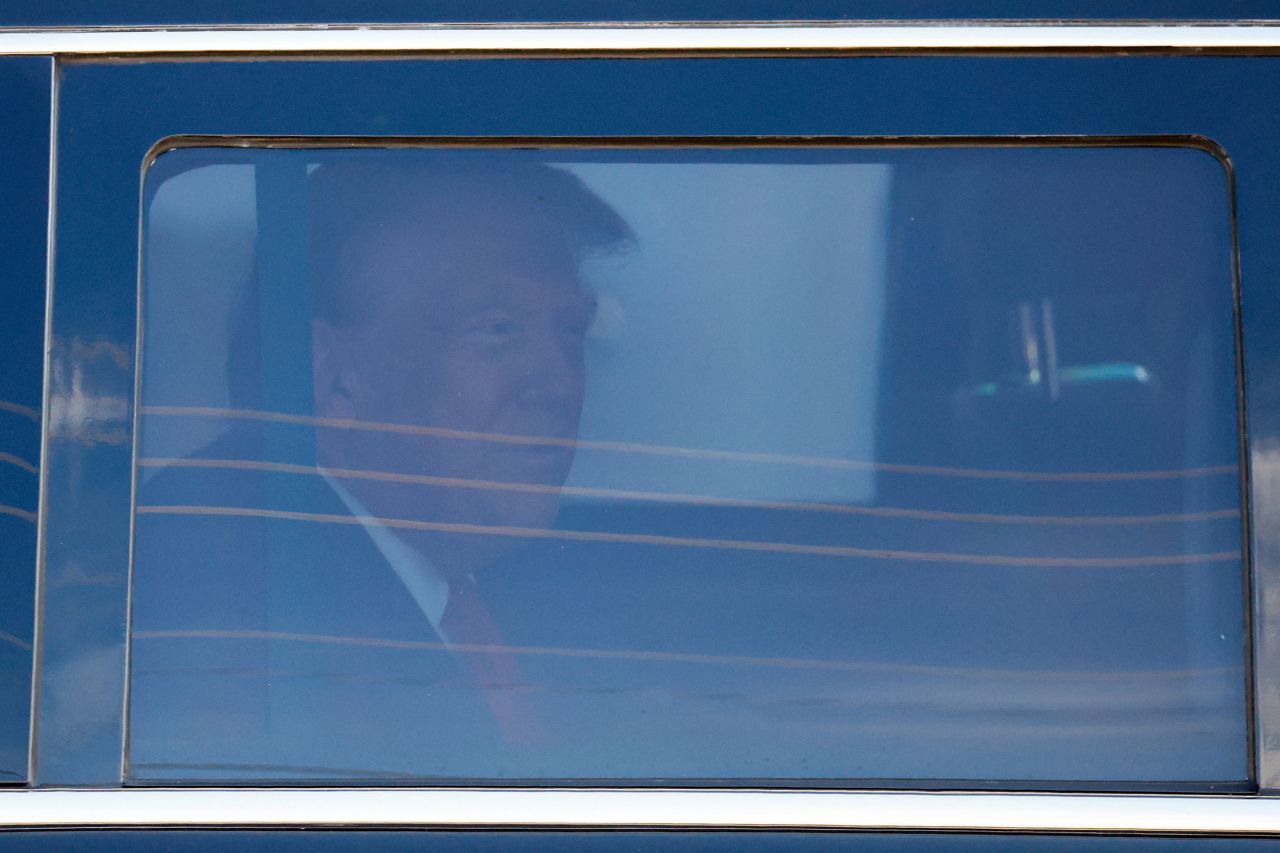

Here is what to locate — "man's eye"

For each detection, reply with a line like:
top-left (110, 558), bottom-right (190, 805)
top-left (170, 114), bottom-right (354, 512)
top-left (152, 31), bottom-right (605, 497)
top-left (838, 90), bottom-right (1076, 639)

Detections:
top-left (462, 319), bottom-right (520, 346)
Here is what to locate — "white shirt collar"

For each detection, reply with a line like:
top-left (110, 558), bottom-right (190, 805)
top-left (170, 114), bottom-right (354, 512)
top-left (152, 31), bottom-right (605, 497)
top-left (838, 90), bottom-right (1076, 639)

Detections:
top-left (319, 469), bottom-right (452, 636)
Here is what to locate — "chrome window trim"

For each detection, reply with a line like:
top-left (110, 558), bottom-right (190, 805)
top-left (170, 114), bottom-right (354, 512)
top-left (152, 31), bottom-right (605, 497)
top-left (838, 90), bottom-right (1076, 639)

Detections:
top-left (0, 24), bottom-right (1279, 55)
top-left (27, 54), bottom-right (56, 790)
top-left (2, 789), bottom-right (1280, 832)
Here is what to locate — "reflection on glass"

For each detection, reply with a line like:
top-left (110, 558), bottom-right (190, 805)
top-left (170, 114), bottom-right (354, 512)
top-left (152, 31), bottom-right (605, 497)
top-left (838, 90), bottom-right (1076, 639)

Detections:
top-left (0, 395), bottom-right (36, 784)
top-left (130, 145), bottom-right (1246, 784)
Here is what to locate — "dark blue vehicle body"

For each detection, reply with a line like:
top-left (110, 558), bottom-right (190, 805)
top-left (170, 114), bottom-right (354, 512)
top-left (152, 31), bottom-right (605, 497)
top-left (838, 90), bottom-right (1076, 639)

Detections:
top-left (4, 2), bottom-right (1280, 848)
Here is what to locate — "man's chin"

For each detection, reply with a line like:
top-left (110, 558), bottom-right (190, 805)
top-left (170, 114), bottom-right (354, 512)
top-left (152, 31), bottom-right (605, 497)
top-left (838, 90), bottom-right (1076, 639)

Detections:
top-left (376, 491), bottom-right (564, 566)
top-left (483, 496), bottom-right (562, 533)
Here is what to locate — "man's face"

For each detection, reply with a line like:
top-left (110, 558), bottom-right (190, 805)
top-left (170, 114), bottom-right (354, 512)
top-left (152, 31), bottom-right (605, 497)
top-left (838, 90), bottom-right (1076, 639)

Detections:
top-left (316, 214), bottom-right (595, 535)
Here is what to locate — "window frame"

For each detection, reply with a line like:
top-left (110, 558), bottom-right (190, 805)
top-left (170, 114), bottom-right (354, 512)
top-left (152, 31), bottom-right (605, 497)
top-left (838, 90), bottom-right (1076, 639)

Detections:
top-left (128, 133), bottom-right (1251, 791)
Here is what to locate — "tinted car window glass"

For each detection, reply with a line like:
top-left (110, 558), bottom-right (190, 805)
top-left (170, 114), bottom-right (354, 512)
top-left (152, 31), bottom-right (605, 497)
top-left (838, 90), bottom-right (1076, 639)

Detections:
top-left (129, 143), bottom-right (1246, 785)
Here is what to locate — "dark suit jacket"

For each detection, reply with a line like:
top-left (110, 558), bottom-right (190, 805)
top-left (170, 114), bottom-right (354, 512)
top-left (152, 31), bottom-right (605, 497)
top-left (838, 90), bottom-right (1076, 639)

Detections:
top-left (126, 423), bottom-right (884, 781)
top-left (129, 428), bottom-right (513, 782)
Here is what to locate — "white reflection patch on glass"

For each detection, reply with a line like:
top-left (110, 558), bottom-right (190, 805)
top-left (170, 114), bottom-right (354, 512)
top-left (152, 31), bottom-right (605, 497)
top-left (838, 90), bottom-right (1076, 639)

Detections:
top-left (565, 162), bottom-right (890, 505)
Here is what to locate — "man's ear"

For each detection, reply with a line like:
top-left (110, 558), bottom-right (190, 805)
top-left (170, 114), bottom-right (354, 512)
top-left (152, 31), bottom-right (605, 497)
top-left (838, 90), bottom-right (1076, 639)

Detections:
top-left (312, 318), bottom-right (359, 420)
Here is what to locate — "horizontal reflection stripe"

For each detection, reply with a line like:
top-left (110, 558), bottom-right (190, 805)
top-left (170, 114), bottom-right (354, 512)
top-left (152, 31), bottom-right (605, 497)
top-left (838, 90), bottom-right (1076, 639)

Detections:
top-left (0, 630), bottom-right (32, 652)
top-left (141, 405), bottom-right (1238, 482)
top-left (0, 452), bottom-right (38, 475)
top-left (131, 628), bottom-right (1238, 682)
top-left (129, 671), bottom-right (1241, 720)
top-left (0, 505), bottom-right (36, 523)
top-left (0, 400), bottom-right (39, 422)
top-left (134, 504), bottom-right (1241, 568)
top-left (138, 456), bottom-right (1241, 526)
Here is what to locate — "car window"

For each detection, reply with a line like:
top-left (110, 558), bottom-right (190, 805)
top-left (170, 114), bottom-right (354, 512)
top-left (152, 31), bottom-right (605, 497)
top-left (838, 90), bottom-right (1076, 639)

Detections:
top-left (126, 142), bottom-right (1247, 785)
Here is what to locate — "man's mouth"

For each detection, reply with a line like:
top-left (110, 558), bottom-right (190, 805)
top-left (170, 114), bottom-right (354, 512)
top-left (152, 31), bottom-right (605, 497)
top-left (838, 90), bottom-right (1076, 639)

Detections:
top-left (495, 443), bottom-right (576, 481)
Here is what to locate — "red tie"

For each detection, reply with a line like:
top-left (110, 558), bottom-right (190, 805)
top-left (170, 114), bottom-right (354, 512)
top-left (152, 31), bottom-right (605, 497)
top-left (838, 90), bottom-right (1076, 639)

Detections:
top-left (440, 578), bottom-right (542, 746)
